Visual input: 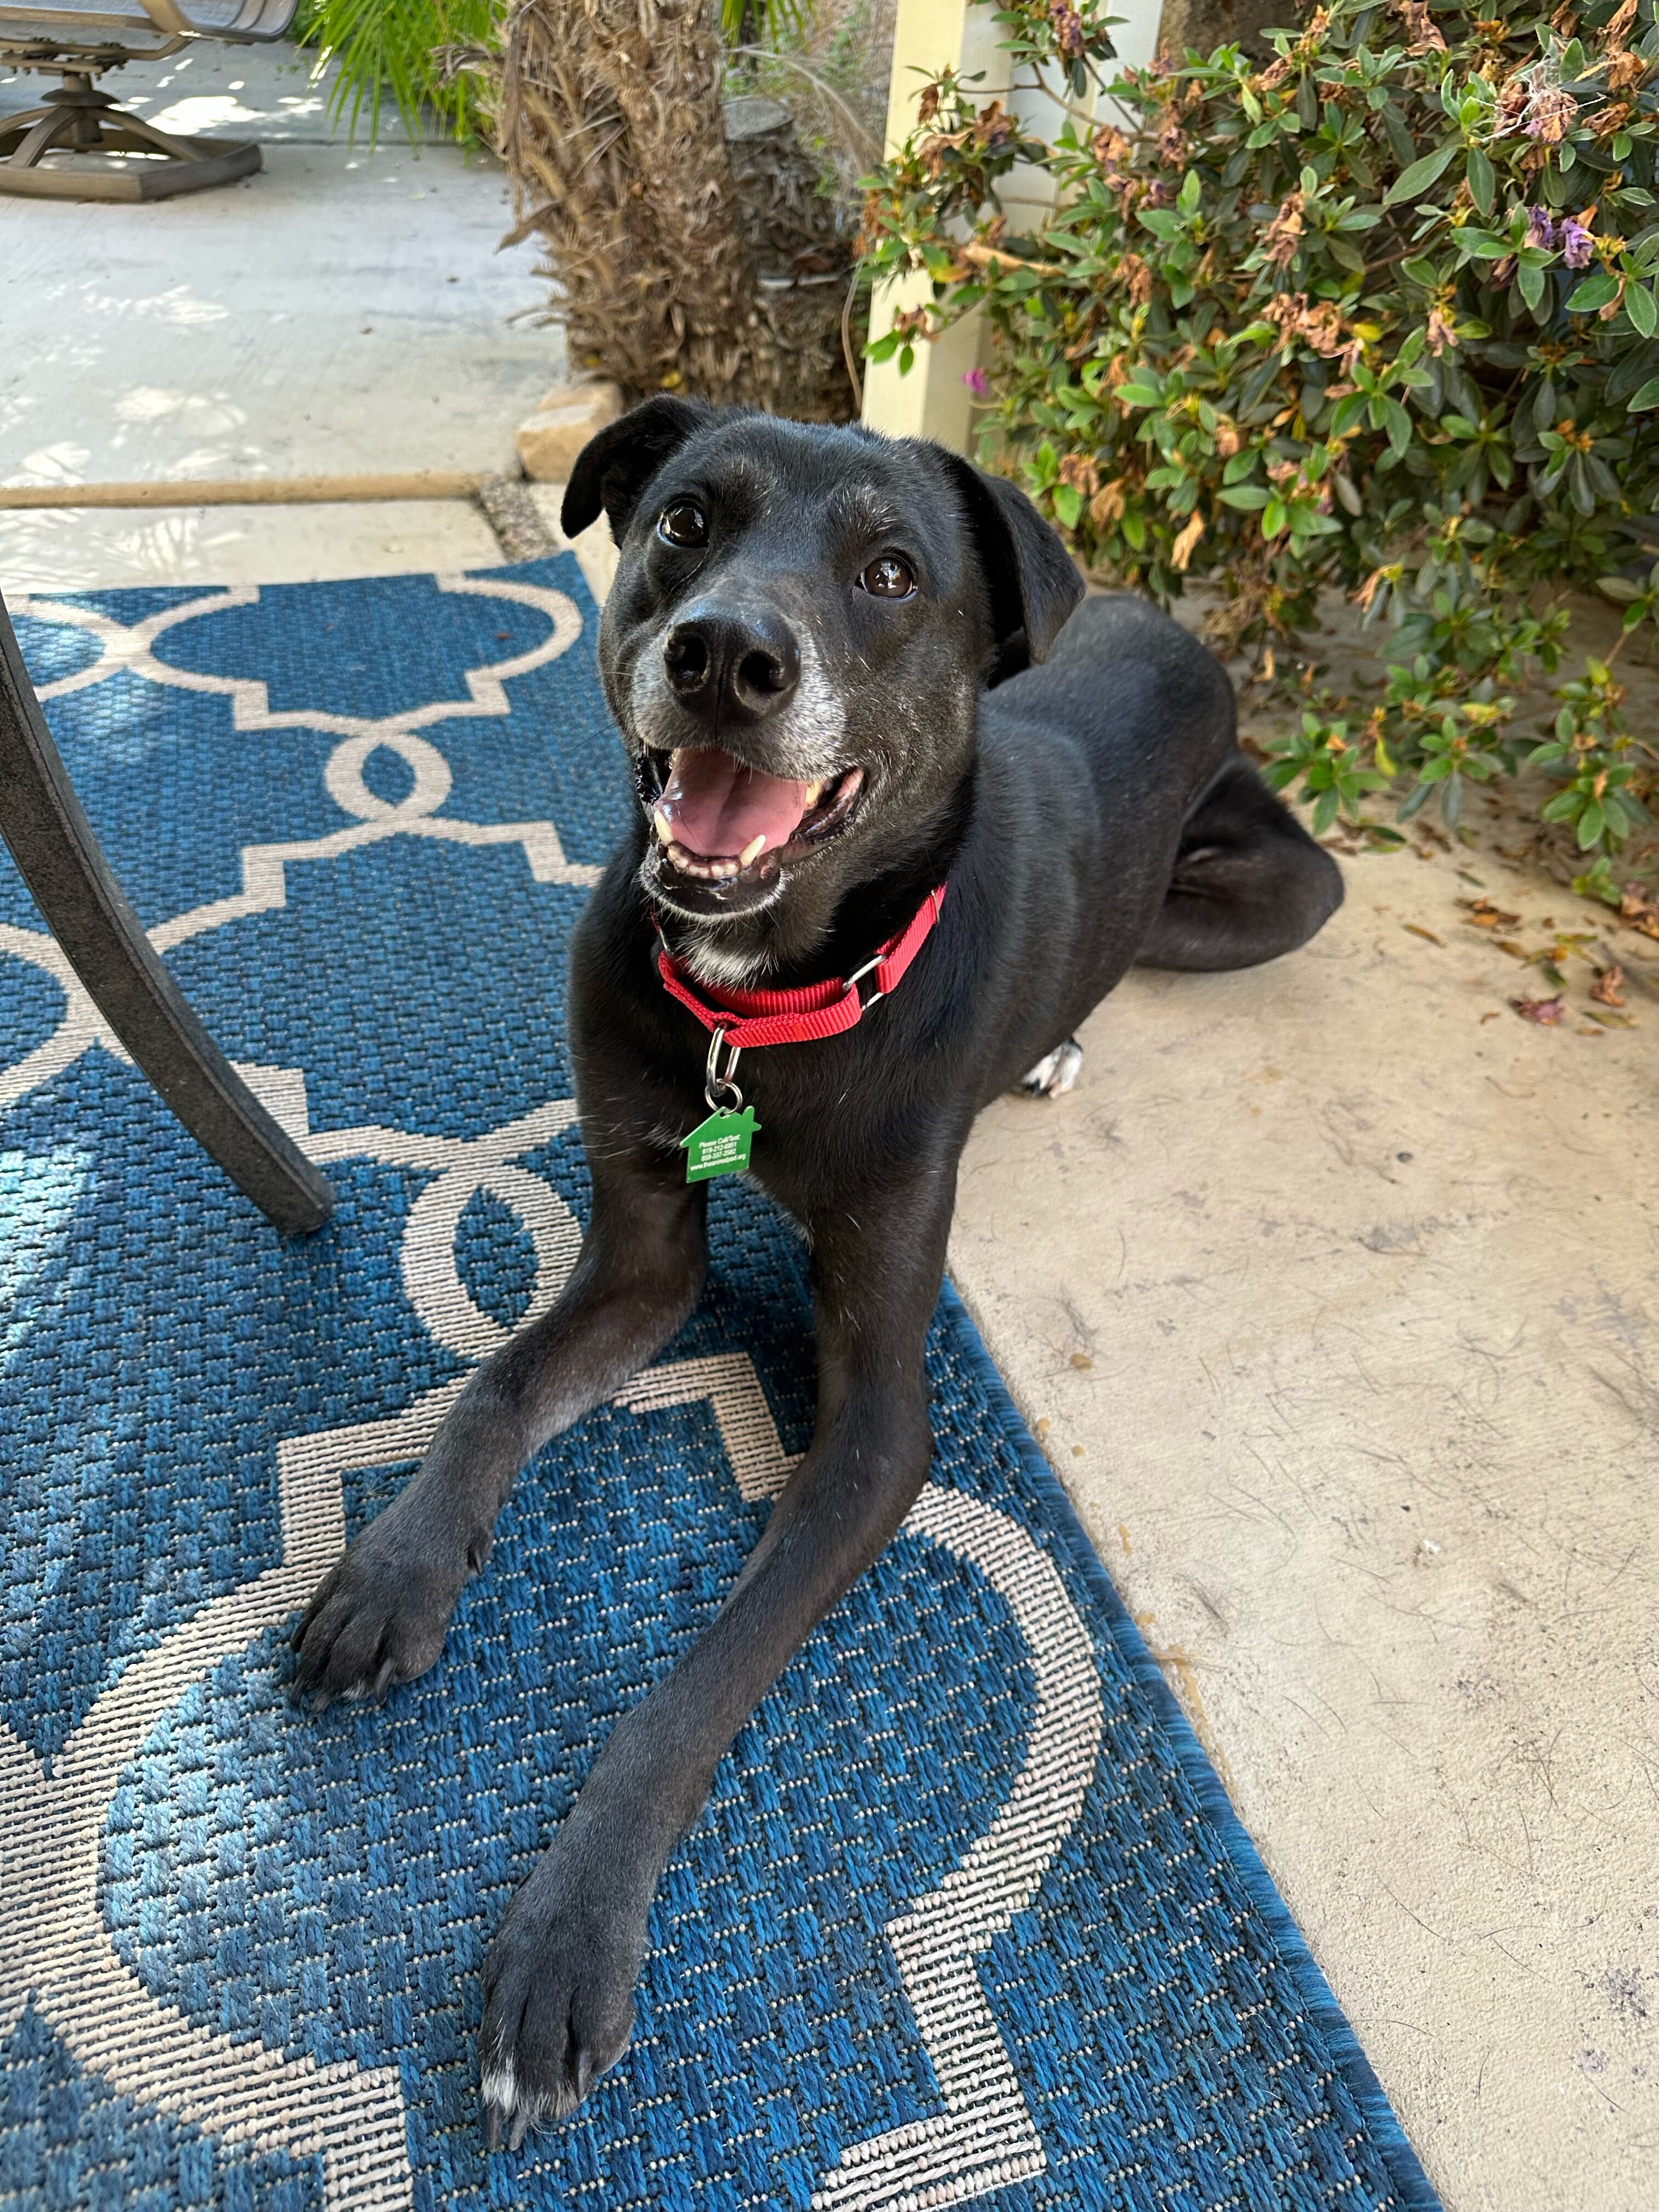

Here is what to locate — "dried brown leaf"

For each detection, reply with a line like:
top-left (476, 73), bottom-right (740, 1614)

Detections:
top-left (1460, 896), bottom-right (1521, 928)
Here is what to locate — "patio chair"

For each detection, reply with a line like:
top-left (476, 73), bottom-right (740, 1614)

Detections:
top-left (0, 0), bottom-right (296, 201)
top-left (0, 588), bottom-right (334, 1233)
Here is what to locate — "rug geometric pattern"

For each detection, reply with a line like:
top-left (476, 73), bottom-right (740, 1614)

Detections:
top-left (0, 558), bottom-right (1440, 2211)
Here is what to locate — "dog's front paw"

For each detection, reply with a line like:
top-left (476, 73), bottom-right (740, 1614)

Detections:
top-left (479, 1824), bottom-right (651, 2149)
top-left (290, 1494), bottom-right (476, 1710)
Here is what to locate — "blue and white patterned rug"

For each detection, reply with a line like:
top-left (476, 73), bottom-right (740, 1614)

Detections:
top-left (0, 557), bottom-right (1440, 2212)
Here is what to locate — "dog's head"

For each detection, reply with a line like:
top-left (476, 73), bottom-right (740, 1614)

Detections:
top-left (563, 399), bottom-right (1081, 968)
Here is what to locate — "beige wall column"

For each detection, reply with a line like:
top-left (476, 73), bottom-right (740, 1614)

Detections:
top-left (859, 0), bottom-right (1011, 454)
top-left (860, 0), bottom-right (1166, 454)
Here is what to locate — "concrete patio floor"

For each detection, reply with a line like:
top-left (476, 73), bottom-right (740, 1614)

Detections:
top-left (3, 55), bottom-right (1657, 2206)
top-left (952, 832), bottom-right (1659, 2212)
top-left (1, 37), bottom-right (558, 589)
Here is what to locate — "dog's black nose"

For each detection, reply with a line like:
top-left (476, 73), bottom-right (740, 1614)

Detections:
top-left (663, 610), bottom-right (800, 726)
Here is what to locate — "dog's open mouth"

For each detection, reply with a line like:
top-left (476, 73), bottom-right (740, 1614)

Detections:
top-left (640, 746), bottom-right (864, 883)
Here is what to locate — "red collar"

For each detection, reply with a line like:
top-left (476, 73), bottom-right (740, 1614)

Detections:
top-left (654, 882), bottom-right (947, 1051)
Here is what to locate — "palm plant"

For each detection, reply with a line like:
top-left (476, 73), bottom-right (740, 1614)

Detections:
top-left (294, 0), bottom-right (496, 143)
top-left (297, 0), bottom-right (819, 148)
top-left (294, 0), bottom-right (862, 417)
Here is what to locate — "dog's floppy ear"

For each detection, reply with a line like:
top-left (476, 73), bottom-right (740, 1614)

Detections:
top-left (936, 451), bottom-right (1085, 664)
top-left (561, 395), bottom-right (719, 541)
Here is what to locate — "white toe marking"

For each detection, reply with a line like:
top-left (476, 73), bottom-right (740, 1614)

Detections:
top-left (479, 2058), bottom-right (517, 2112)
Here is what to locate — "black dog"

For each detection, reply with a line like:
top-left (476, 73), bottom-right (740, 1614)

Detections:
top-left (291, 398), bottom-right (1342, 2143)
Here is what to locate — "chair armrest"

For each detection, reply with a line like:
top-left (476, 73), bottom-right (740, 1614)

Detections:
top-left (139, 0), bottom-right (297, 40)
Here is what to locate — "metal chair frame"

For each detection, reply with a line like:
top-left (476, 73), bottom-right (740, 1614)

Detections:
top-left (0, 0), bottom-right (297, 200)
top-left (0, 588), bottom-right (334, 1234)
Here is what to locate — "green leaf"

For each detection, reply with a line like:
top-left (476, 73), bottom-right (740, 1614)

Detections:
top-left (1262, 498), bottom-right (1288, 535)
top-left (1115, 384), bottom-right (1163, 409)
top-left (1218, 484), bottom-right (1273, 508)
top-left (1178, 167), bottom-right (1201, 215)
top-left (1630, 376), bottom-right (1659, 410)
top-left (1466, 144), bottom-right (1495, 218)
top-left (1053, 483), bottom-right (1082, 528)
top-left (1380, 104), bottom-right (1418, 169)
top-left (1383, 396), bottom-right (1413, 458)
top-left (1566, 269), bottom-right (1620, 313)
top-left (1517, 259), bottom-right (1546, 313)
top-left (1627, 283), bottom-right (1658, 339)
top-left (1383, 142), bottom-right (1459, 208)
top-left (1577, 802), bottom-right (1606, 848)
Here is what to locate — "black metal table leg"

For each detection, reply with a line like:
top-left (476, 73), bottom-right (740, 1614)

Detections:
top-left (0, 589), bottom-right (334, 1234)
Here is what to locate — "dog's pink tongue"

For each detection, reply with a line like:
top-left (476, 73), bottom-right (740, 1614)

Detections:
top-left (661, 747), bottom-right (811, 859)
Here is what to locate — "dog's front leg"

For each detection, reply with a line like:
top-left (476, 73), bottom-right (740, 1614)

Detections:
top-left (477, 1164), bottom-right (956, 2144)
top-left (291, 1133), bottom-right (707, 1708)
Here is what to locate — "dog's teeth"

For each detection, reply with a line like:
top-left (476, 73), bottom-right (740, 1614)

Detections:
top-left (803, 780), bottom-right (823, 808)
top-left (668, 842), bottom-right (723, 879)
top-left (653, 805), bottom-right (673, 845)
top-left (738, 834), bottom-right (766, 868)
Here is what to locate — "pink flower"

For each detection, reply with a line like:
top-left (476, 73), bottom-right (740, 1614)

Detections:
top-left (1561, 218), bottom-right (1594, 269)
top-left (962, 366), bottom-right (991, 396)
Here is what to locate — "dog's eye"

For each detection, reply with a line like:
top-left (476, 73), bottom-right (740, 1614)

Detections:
top-left (658, 502), bottom-right (708, 549)
top-left (860, 555), bottom-right (915, 599)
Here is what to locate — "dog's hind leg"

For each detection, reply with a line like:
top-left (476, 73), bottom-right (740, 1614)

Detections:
top-left (290, 1128), bottom-right (707, 1710)
top-left (1019, 1037), bottom-right (1084, 1097)
top-left (1136, 753), bottom-right (1344, 973)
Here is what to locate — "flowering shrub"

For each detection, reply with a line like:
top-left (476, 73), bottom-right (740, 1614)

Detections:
top-left (860, 0), bottom-right (1659, 873)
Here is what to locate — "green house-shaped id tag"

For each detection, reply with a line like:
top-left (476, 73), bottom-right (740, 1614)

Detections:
top-left (681, 1106), bottom-right (760, 1182)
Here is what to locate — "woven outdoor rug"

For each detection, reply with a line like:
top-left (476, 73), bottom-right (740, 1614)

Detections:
top-left (0, 557), bottom-right (1439, 2212)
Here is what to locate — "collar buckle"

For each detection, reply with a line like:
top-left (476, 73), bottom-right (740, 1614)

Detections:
top-left (840, 950), bottom-right (888, 1015)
